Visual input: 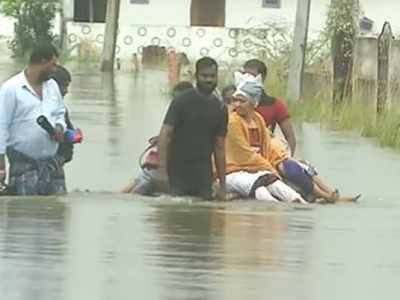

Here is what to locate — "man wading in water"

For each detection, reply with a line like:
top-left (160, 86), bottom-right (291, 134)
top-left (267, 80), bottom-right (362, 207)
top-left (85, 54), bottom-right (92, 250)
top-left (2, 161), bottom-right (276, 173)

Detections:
top-left (158, 57), bottom-right (228, 200)
top-left (0, 44), bottom-right (67, 195)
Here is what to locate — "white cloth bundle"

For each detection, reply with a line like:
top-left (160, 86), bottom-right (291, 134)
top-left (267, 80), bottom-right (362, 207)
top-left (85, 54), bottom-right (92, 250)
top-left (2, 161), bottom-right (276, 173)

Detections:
top-left (233, 71), bottom-right (264, 107)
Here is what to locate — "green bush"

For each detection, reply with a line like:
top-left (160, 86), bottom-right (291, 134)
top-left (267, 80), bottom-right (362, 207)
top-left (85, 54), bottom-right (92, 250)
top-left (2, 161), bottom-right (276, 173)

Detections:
top-left (0, 0), bottom-right (59, 58)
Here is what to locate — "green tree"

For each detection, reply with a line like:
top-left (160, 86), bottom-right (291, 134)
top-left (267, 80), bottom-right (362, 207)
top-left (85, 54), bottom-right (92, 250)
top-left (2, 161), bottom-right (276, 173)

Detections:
top-left (0, 0), bottom-right (59, 58)
top-left (326, 0), bottom-right (359, 104)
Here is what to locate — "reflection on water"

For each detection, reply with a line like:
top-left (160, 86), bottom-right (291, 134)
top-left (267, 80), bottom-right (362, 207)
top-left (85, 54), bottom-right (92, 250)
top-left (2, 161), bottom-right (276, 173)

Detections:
top-left (0, 198), bottom-right (66, 300)
top-left (2, 195), bottom-right (400, 300)
top-left (0, 63), bottom-right (400, 299)
top-left (62, 68), bottom-right (170, 191)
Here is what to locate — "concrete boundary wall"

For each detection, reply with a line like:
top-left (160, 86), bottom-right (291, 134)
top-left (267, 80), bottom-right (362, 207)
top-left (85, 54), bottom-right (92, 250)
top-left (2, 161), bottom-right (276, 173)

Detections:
top-left (353, 37), bottom-right (378, 110)
top-left (388, 40), bottom-right (400, 108)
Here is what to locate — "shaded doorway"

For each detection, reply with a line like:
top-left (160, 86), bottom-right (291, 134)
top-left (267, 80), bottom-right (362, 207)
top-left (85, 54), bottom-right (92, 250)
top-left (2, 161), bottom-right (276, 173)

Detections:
top-left (191, 0), bottom-right (225, 27)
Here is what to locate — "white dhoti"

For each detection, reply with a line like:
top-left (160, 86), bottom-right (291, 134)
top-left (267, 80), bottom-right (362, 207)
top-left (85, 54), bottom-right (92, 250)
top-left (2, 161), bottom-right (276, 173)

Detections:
top-left (226, 170), bottom-right (304, 203)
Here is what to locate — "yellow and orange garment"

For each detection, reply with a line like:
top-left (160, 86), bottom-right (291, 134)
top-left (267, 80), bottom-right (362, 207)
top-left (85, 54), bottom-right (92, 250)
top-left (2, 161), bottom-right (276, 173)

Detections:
top-left (225, 112), bottom-right (288, 176)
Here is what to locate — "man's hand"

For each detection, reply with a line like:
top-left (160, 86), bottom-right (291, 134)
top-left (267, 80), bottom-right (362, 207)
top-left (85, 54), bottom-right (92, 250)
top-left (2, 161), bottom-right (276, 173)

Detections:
top-left (0, 155), bottom-right (6, 187)
top-left (157, 124), bottom-right (173, 186)
top-left (279, 119), bottom-right (296, 157)
top-left (155, 166), bottom-right (168, 183)
top-left (215, 184), bottom-right (227, 201)
top-left (54, 124), bottom-right (64, 143)
top-left (0, 169), bottom-right (6, 188)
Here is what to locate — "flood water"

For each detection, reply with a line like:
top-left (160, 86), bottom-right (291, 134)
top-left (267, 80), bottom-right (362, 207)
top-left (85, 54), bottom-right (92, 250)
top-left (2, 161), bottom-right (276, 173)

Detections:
top-left (0, 57), bottom-right (400, 299)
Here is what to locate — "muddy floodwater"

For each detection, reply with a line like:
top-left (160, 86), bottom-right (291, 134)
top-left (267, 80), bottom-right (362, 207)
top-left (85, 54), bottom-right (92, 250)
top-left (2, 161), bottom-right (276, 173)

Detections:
top-left (0, 60), bottom-right (400, 300)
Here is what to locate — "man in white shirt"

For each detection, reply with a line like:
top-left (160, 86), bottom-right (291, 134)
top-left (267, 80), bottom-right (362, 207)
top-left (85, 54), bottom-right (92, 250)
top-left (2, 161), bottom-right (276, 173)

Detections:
top-left (0, 44), bottom-right (67, 195)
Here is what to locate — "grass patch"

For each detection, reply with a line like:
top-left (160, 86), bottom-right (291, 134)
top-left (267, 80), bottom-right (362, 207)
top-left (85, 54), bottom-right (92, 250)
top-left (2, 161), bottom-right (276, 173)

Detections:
top-left (200, 65), bottom-right (400, 151)
top-left (289, 96), bottom-right (400, 151)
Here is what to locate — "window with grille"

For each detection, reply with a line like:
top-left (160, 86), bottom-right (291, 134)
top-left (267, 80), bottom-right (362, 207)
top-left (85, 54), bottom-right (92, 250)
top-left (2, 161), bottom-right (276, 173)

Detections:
top-left (74, 0), bottom-right (107, 23)
top-left (262, 0), bottom-right (281, 9)
top-left (191, 0), bottom-right (225, 27)
top-left (130, 0), bottom-right (149, 4)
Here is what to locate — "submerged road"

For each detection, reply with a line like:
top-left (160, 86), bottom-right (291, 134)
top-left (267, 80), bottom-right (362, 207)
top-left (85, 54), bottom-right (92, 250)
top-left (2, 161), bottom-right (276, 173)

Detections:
top-left (0, 63), bottom-right (399, 300)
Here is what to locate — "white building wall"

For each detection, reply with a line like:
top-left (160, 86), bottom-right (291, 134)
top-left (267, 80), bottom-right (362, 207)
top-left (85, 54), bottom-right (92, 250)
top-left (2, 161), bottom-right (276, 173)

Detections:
top-left (66, 22), bottom-right (242, 63)
top-left (226, 0), bottom-right (297, 28)
top-left (63, 0), bottom-right (74, 20)
top-left (2, 1), bottom-right (400, 37)
top-left (119, 0), bottom-right (191, 27)
top-left (117, 0), bottom-right (330, 34)
top-left (2, 0), bottom-right (400, 63)
top-left (116, 0), bottom-right (332, 33)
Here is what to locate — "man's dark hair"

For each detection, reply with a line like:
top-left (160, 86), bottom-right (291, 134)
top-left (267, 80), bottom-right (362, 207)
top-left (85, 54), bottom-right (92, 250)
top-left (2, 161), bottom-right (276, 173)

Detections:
top-left (243, 59), bottom-right (268, 80)
top-left (50, 65), bottom-right (71, 86)
top-left (173, 81), bottom-right (193, 94)
top-left (29, 44), bottom-right (59, 64)
top-left (222, 84), bottom-right (236, 99)
top-left (195, 56), bottom-right (218, 74)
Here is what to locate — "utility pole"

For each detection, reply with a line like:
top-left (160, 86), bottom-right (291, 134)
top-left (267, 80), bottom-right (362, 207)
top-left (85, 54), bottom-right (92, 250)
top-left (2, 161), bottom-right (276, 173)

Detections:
top-left (101, 0), bottom-right (121, 72)
top-left (59, 7), bottom-right (67, 51)
top-left (287, 0), bottom-right (312, 101)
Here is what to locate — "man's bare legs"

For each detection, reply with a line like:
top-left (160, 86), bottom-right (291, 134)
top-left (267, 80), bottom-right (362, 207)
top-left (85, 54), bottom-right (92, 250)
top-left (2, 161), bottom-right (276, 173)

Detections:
top-left (122, 180), bottom-right (136, 193)
top-left (312, 175), bottom-right (361, 203)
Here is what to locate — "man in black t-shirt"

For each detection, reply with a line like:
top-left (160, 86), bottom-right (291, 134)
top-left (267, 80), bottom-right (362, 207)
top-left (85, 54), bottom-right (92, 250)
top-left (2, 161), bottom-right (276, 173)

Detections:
top-left (158, 57), bottom-right (228, 200)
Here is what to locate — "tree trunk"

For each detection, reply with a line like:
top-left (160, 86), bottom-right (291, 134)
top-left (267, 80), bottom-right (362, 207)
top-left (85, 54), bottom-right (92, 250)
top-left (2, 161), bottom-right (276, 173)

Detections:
top-left (331, 0), bottom-right (357, 104)
top-left (101, 0), bottom-right (120, 72)
top-left (89, 0), bottom-right (94, 23)
top-left (59, 8), bottom-right (67, 51)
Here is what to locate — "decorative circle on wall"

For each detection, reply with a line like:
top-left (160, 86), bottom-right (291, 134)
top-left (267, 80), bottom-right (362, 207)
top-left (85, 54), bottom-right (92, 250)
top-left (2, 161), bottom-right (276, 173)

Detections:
top-left (243, 38), bottom-right (253, 48)
top-left (196, 28), bottom-right (206, 38)
top-left (182, 37), bottom-right (192, 47)
top-left (123, 35), bottom-right (133, 45)
top-left (260, 32), bottom-right (267, 40)
top-left (151, 37), bottom-right (161, 46)
top-left (81, 25), bottom-right (91, 35)
top-left (96, 34), bottom-right (104, 44)
top-left (200, 47), bottom-right (210, 57)
top-left (137, 46), bottom-right (144, 54)
top-left (242, 29), bottom-right (250, 36)
top-left (137, 27), bottom-right (148, 37)
top-left (229, 28), bottom-right (238, 39)
top-left (167, 27), bottom-right (176, 38)
top-left (229, 48), bottom-right (238, 57)
top-left (68, 33), bottom-right (78, 43)
top-left (213, 38), bottom-right (223, 48)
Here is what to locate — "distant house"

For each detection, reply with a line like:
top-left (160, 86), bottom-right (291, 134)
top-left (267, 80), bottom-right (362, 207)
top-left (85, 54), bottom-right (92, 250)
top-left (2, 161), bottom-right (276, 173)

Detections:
top-left (1, 0), bottom-right (400, 62)
top-left (64, 0), bottom-right (400, 33)
top-left (60, 0), bottom-right (400, 61)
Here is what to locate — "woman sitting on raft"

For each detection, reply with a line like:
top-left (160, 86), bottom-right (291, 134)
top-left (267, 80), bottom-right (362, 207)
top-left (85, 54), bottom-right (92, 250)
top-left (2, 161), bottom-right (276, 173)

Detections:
top-left (223, 72), bottom-right (307, 203)
top-left (222, 80), bottom-right (360, 204)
